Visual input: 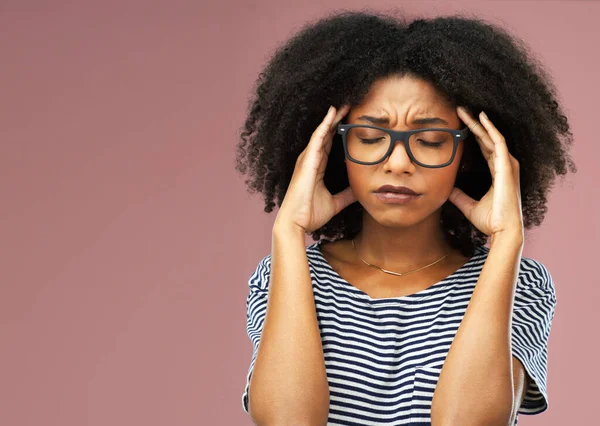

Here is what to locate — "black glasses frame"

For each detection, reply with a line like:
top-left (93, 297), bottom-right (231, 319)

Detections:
top-left (337, 123), bottom-right (471, 168)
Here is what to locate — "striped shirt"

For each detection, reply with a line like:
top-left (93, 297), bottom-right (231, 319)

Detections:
top-left (242, 240), bottom-right (557, 425)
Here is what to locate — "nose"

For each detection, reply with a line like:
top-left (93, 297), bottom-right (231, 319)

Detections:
top-left (381, 139), bottom-right (417, 174)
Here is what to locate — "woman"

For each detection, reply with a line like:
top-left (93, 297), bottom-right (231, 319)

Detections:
top-left (235, 10), bottom-right (575, 426)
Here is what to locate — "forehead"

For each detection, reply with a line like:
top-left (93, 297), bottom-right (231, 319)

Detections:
top-left (350, 75), bottom-right (454, 117)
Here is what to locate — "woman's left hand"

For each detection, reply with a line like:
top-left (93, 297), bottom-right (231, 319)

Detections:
top-left (449, 106), bottom-right (524, 241)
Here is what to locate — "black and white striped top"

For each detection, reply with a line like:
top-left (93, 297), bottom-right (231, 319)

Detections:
top-left (242, 240), bottom-right (557, 425)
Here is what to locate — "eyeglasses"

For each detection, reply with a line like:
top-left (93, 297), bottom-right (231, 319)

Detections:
top-left (337, 123), bottom-right (470, 168)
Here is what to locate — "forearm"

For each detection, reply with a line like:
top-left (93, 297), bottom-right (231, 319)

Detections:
top-left (431, 234), bottom-right (524, 426)
top-left (248, 223), bottom-right (330, 426)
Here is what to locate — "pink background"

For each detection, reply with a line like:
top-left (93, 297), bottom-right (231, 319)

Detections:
top-left (0, 1), bottom-right (596, 425)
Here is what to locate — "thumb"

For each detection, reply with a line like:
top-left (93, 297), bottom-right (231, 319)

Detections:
top-left (332, 186), bottom-right (357, 215)
top-left (448, 187), bottom-right (475, 220)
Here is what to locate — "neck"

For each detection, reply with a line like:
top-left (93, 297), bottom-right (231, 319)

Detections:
top-left (354, 209), bottom-right (453, 271)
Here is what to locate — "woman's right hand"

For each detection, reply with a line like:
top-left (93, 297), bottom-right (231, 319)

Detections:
top-left (275, 104), bottom-right (357, 234)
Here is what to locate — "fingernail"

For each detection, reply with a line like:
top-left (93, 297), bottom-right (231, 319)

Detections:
top-left (480, 111), bottom-right (488, 121)
top-left (457, 106), bottom-right (466, 114)
top-left (328, 105), bottom-right (334, 114)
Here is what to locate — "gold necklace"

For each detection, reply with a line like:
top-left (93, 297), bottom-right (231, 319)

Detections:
top-left (351, 238), bottom-right (452, 277)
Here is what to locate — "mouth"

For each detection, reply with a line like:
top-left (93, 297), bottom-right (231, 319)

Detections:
top-left (373, 191), bottom-right (421, 205)
top-left (375, 184), bottom-right (420, 196)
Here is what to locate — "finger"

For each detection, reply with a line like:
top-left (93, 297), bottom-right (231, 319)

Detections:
top-left (457, 106), bottom-right (495, 159)
top-left (306, 104), bottom-right (351, 175)
top-left (332, 186), bottom-right (357, 215)
top-left (457, 107), bottom-right (494, 154)
top-left (305, 105), bottom-right (346, 174)
top-left (478, 112), bottom-right (517, 185)
top-left (479, 112), bottom-right (512, 167)
top-left (309, 105), bottom-right (338, 152)
top-left (328, 104), bottom-right (351, 131)
top-left (324, 104), bottom-right (351, 155)
top-left (448, 186), bottom-right (476, 220)
top-left (478, 113), bottom-right (521, 215)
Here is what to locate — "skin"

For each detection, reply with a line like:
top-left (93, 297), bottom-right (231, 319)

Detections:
top-left (321, 73), bottom-right (470, 296)
top-left (319, 73), bottom-right (530, 424)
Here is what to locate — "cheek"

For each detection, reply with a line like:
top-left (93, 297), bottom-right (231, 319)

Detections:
top-left (420, 165), bottom-right (461, 203)
top-left (437, 170), bottom-right (460, 192)
top-left (346, 164), bottom-right (367, 192)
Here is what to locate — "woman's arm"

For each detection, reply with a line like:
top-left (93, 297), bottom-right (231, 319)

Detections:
top-left (247, 223), bottom-right (330, 426)
top-left (431, 233), bottom-right (524, 426)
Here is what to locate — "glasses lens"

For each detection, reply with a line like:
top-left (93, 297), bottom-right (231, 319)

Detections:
top-left (408, 130), bottom-right (454, 166)
top-left (346, 126), bottom-right (390, 163)
top-left (346, 127), bottom-right (454, 165)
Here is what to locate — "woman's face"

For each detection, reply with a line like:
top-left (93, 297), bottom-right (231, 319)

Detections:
top-left (345, 74), bottom-right (467, 228)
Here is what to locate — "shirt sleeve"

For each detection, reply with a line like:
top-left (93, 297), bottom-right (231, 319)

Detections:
top-left (511, 256), bottom-right (557, 415)
top-left (241, 254), bottom-right (272, 414)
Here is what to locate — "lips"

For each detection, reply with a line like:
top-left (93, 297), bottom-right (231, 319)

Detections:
top-left (375, 184), bottom-right (419, 195)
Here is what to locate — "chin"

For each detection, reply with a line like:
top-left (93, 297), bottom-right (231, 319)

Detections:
top-left (364, 206), bottom-right (424, 227)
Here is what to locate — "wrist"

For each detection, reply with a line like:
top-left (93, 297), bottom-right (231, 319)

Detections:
top-left (490, 231), bottom-right (524, 250)
top-left (273, 219), bottom-right (307, 239)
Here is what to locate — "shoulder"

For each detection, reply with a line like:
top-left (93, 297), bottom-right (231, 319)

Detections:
top-left (518, 254), bottom-right (554, 291)
top-left (507, 247), bottom-right (556, 306)
top-left (507, 249), bottom-right (556, 306)
top-left (247, 252), bottom-right (272, 292)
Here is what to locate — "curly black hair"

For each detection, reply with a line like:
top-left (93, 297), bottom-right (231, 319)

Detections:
top-left (234, 8), bottom-right (577, 258)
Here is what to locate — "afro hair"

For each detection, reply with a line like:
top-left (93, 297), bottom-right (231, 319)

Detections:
top-left (234, 9), bottom-right (577, 257)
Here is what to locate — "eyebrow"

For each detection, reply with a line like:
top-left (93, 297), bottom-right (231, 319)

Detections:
top-left (357, 115), bottom-right (449, 126)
